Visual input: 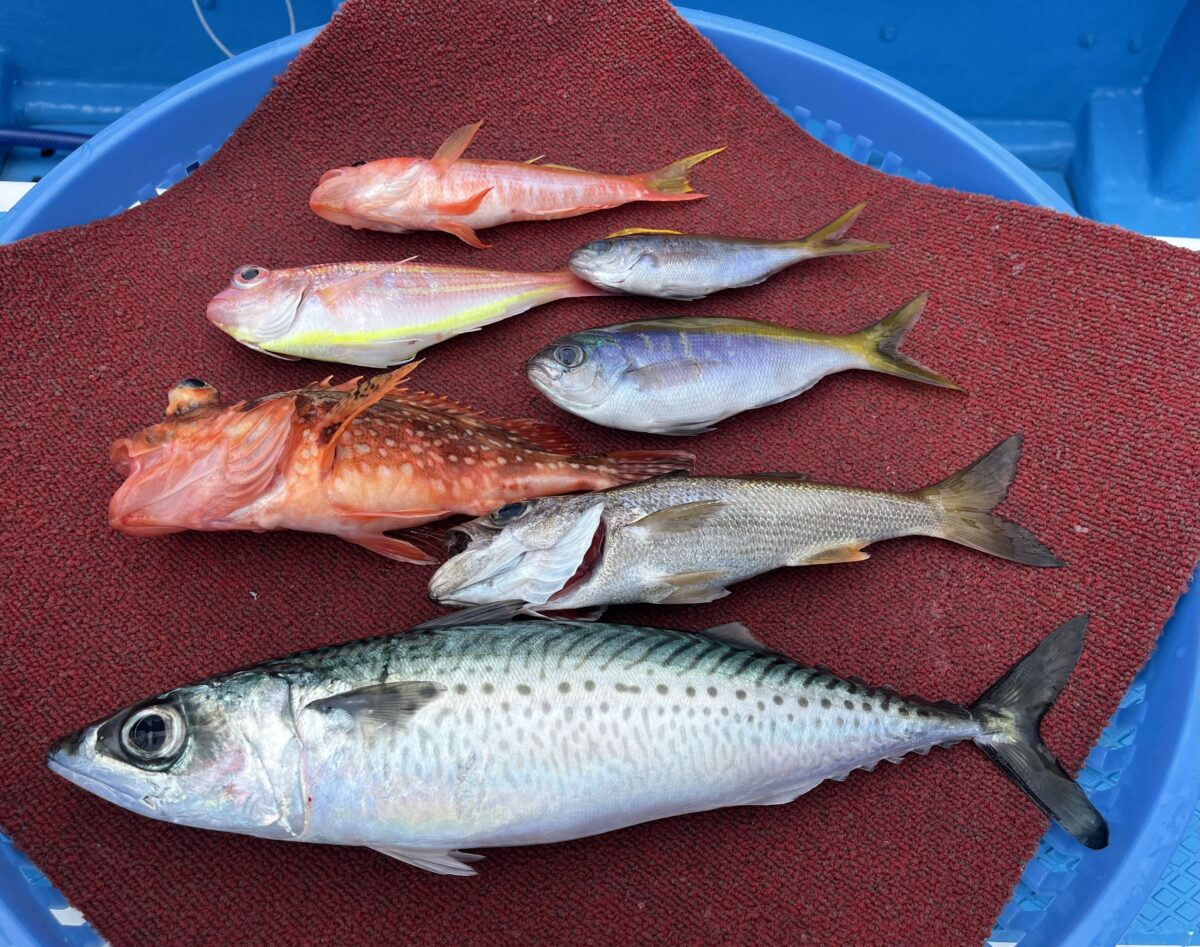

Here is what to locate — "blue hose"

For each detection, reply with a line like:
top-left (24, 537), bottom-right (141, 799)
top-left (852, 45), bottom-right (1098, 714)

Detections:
top-left (0, 128), bottom-right (91, 152)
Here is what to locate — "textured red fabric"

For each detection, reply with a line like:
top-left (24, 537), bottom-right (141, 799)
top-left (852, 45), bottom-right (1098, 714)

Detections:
top-left (1, 2), bottom-right (1198, 944)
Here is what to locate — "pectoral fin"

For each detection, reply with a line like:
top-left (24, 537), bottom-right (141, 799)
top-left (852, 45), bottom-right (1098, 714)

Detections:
top-left (430, 187), bottom-right (493, 216)
top-left (306, 681), bottom-right (445, 727)
top-left (626, 359), bottom-right (721, 391)
top-left (370, 846), bottom-right (484, 876)
top-left (431, 120), bottom-right (483, 173)
top-left (658, 570), bottom-right (730, 604)
top-left (626, 500), bottom-right (727, 537)
top-left (794, 545), bottom-right (870, 566)
top-left (314, 258), bottom-right (417, 310)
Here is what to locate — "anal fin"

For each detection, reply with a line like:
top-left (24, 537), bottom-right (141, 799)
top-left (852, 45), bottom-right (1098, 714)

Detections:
top-left (793, 544), bottom-right (870, 567)
top-left (370, 846), bottom-right (484, 876)
top-left (658, 570), bottom-right (729, 604)
top-left (343, 533), bottom-right (439, 564)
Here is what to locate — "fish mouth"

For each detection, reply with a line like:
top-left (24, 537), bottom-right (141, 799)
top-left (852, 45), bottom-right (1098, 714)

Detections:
top-left (430, 504), bottom-right (607, 607)
top-left (47, 742), bottom-right (158, 816)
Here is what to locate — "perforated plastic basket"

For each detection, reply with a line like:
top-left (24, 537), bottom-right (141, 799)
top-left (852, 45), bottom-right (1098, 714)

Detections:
top-left (0, 11), bottom-right (1195, 947)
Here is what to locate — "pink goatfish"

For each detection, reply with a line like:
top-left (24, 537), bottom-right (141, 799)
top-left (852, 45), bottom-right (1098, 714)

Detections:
top-left (309, 120), bottom-right (724, 248)
top-left (207, 260), bottom-right (609, 367)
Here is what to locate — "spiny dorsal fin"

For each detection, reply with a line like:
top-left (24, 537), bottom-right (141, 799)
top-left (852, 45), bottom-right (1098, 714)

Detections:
top-left (305, 681), bottom-right (444, 728)
top-left (627, 500), bottom-right (727, 537)
top-left (431, 120), bottom-right (482, 173)
top-left (538, 162), bottom-right (586, 172)
top-left (522, 154), bottom-right (546, 164)
top-left (409, 602), bottom-right (525, 630)
top-left (701, 622), bottom-right (766, 649)
top-left (317, 363), bottom-right (421, 473)
top-left (605, 227), bottom-right (684, 238)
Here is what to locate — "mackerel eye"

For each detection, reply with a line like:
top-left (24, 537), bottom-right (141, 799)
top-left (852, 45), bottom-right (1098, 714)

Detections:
top-left (489, 501), bottom-right (532, 527)
top-left (120, 705), bottom-right (186, 764)
top-left (553, 344), bottom-right (585, 369)
top-left (232, 265), bottom-right (269, 289)
top-left (350, 160), bottom-right (367, 168)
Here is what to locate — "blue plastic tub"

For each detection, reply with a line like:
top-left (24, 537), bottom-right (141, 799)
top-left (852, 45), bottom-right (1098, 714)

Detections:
top-left (0, 11), bottom-right (1195, 946)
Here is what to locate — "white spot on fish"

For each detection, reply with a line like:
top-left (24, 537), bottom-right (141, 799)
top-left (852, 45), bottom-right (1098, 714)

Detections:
top-left (401, 463), bottom-right (414, 477)
top-left (448, 454), bottom-right (459, 463)
top-left (379, 448), bottom-right (388, 458)
top-left (385, 438), bottom-right (396, 447)
top-left (410, 443), bottom-right (423, 455)
top-left (355, 443), bottom-right (370, 455)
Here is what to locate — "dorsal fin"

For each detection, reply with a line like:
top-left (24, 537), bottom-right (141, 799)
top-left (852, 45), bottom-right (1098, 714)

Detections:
top-left (430, 120), bottom-right (483, 173)
top-left (383, 387), bottom-right (485, 419)
top-left (318, 364), bottom-right (422, 473)
top-left (522, 154), bottom-right (546, 164)
top-left (538, 162), bottom-right (585, 172)
top-left (314, 258), bottom-right (418, 310)
top-left (605, 227), bottom-right (684, 238)
top-left (701, 622), bottom-right (766, 649)
top-left (485, 417), bottom-right (579, 454)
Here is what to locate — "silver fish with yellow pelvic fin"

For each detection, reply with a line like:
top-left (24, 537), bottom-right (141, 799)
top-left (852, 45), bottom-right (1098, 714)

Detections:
top-left (429, 434), bottom-right (1061, 612)
top-left (207, 260), bottom-right (609, 368)
top-left (48, 607), bottom-right (1108, 874)
top-left (526, 292), bottom-right (961, 436)
top-left (567, 203), bottom-right (888, 300)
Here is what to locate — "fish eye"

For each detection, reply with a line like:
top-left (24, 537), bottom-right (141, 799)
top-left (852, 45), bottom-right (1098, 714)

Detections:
top-left (120, 705), bottom-right (185, 764)
top-left (350, 160), bottom-right (367, 167)
top-left (489, 501), bottom-right (531, 527)
top-left (590, 240), bottom-right (613, 253)
top-left (176, 378), bottom-right (209, 389)
top-left (232, 265), bottom-right (269, 288)
top-left (553, 344), bottom-right (586, 369)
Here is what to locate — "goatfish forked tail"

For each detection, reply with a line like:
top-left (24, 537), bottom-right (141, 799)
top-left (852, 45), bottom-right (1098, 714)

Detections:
top-left (48, 606), bottom-right (1108, 876)
top-left (309, 119), bottom-right (724, 247)
top-left (525, 292), bottom-right (962, 436)
top-left (430, 433), bottom-right (1060, 613)
top-left (567, 202), bottom-right (889, 300)
top-left (207, 260), bottom-right (610, 368)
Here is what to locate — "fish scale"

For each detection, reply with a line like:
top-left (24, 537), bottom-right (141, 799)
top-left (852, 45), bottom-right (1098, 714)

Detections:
top-left (253, 622), bottom-right (976, 848)
top-left (49, 612), bottom-right (1109, 872)
top-left (430, 435), bottom-right (1062, 611)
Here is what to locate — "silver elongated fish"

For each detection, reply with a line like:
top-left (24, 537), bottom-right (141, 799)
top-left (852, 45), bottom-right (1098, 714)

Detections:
top-left (567, 203), bottom-right (888, 299)
top-left (48, 607), bottom-right (1108, 874)
top-left (525, 293), bottom-right (960, 436)
top-left (430, 434), bottom-right (1061, 613)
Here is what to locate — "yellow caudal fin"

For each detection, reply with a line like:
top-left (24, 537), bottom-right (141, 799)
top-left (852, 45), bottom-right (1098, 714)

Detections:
top-left (846, 292), bottom-right (964, 391)
top-left (787, 203), bottom-right (890, 256)
top-left (639, 147), bottom-right (725, 196)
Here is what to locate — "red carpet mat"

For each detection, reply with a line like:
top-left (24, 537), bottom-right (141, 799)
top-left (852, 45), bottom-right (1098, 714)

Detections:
top-left (1, 2), bottom-right (1198, 944)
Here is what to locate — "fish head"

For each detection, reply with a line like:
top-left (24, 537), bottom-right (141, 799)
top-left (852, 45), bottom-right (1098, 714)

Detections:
top-left (206, 264), bottom-right (307, 356)
top-left (430, 495), bottom-right (608, 607)
top-left (525, 330), bottom-right (627, 415)
top-left (309, 158), bottom-right (425, 227)
top-left (567, 237), bottom-right (648, 292)
top-left (108, 381), bottom-right (297, 535)
top-left (48, 674), bottom-right (304, 837)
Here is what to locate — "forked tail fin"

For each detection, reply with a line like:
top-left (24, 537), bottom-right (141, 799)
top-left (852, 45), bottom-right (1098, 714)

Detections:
top-left (970, 614), bottom-right (1108, 850)
top-left (787, 203), bottom-right (890, 256)
top-left (916, 433), bottom-right (1064, 566)
top-left (638, 147), bottom-right (725, 198)
top-left (847, 292), bottom-right (964, 390)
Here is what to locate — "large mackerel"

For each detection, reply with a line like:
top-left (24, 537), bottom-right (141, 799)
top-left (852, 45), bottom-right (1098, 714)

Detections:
top-left (49, 608), bottom-right (1107, 874)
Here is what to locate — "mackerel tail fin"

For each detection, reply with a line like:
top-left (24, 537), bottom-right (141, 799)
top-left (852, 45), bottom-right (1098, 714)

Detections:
top-left (970, 615), bottom-right (1108, 850)
top-left (847, 292), bottom-right (964, 391)
top-left (788, 203), bottom-right (890, 256)
top-left (638, 147), bottom-right (725, 199)
top-left (917, 433), bottom-right (1064, 566)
